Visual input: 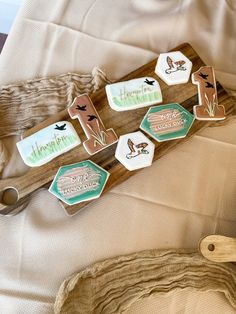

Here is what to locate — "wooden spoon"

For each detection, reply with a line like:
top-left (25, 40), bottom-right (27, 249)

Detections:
top-left (199, 235), bottom-right (236, 262)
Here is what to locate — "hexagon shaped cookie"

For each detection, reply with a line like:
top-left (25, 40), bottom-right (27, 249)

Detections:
top-left (48, 160), bottom-right (109, 205)
top-left (115, 131), bottom-right (155, 171)
top-left (140, 103), bottom-right (195, 142)
top-left (155, 51), bottom-right (192, 85)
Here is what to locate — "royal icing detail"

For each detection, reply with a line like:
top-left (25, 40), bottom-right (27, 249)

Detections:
top-left (105, 77), bottom-right (162, 111)
top-left (192, 66), bottom-right (225, 120)
top-left (68, 94), bottom-right (118, 155)
top-left (140, 103), bottom-right (194, 142)
top-left (49, 160), bottom-right (109, 205)
top-left (155, 51), bottom-right (192, 85)
top-left (115, 131), bottom-right (155, 171)
top-left (16, 121), bottom-right (81, 167)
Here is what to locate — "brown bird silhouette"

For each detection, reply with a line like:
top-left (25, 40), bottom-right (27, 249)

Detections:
top-left (126, 139), bottom-right (149, 159)
top-left (165, 56), bottom-right (186, 74)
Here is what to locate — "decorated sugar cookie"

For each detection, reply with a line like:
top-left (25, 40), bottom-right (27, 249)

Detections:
top-left (105, 77), bottom-right (162, 111)
top-left (155, 51), bottom-right (192, 85)
top-left (115, 131), bottom-right (155, 171)
top-left (49, 160), bottom-right (109, 206)
top-left (140, 103), bottom-right (194, 142)
top-left (68, 94), bottom-right (118, 155)
top-left (192, 66), bottom-right (225, 120)
top-left (16, 121), bottom-right (81, 167)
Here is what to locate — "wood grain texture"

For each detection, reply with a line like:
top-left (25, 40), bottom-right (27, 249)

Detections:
top-left (199, 235), bottom-right (236, 262)
top-left (0, 43), bottom-right (235, 215)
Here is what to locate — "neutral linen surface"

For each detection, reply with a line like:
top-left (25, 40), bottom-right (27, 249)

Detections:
top-left (0, 0), bottom-right (236, 313)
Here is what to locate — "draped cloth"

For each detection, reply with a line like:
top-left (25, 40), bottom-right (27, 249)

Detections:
top-left (54, 249), bottom-right (236, 314)
top-left (0, 0), bottom-right (235, 313)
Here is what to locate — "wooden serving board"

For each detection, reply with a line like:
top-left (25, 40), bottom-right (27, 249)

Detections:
top-left (0, 43), bottom-right (235, 215)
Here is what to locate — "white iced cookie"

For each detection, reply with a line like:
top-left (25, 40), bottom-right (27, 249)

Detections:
top-left (16, 121), bottom-right (81, 167)
top-left (105, 77), bottom-right (162, 111)
top-left (115, 131), bottom-right (155, 171)
top-left (155, 51), bottom-right (192, 85)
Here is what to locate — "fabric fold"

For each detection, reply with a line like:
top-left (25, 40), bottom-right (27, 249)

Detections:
top-left (0, 68), bottom-right (110, 139)
top-left (54, 249), bottom-right (236, 314)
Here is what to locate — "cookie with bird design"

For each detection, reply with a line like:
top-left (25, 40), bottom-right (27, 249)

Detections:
top-left (192, 66), bottom-right (225, 120)
top-left (140, 103), bottom-right (194, 142)
top-left (16, 121), bottom-right (81, 167)
top-left (105, 77), bottom-right (162, 111)
top-left (68, 94), bottom-right (118, 155)
top-left (155, 51), bottom-right (192, 85)
top-left (115, 131), bottom-right (155, 171)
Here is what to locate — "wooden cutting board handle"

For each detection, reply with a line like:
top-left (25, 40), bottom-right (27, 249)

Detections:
top-left (0, 168), bottom-right (53, 215)
top-left (199, 235), bottom-right (236, 262)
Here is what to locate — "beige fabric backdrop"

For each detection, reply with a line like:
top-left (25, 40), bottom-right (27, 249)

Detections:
top-left (0, 0), bottom-right (236, 313)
